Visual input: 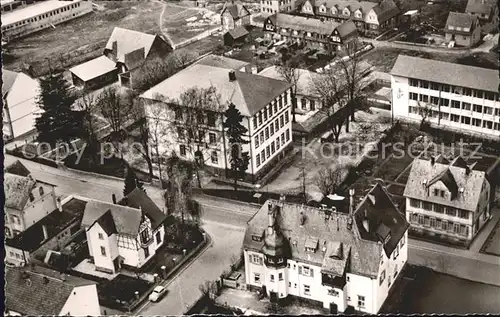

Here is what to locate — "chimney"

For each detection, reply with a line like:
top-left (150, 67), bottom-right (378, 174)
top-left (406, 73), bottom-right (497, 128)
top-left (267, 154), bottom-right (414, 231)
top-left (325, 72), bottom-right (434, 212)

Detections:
top-left (362, 218), bottom-right (370, 233)
top-left (60, 273), bottom-right (66, 281)
top-left (251, 66), bottom-right (258, 74)
top-left (465, 166), bottom-right (471, 176)
top-left (56, 197), bottom-right (62, 212)
top-left (228, 70), bottom-right (236, 81)
top-left (112, 193), bottom-right (117, 204)
top-left (42, 225), bottom-right (49, 241)
top-left (42, 276), bottom-right (49, 284)
top-left (349, 189), bottom-right (355, 215)
top-left (112, 41), bottom-right (118, 54)
top-left (430, 156), bottom-right (435, 166)
top-left (268, 202), bottom-right (274, 235)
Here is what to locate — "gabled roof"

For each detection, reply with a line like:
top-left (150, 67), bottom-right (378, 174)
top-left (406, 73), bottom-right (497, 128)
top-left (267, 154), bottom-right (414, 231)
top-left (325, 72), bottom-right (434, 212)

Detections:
top-left (372, 0), bottom-right (400, 23)
top-left (69, 55), bottom-right (117, 82)
top-left (227, 25), bottom-right (249, 39)
top-left (81, 199), bottom-right (143, 236)
top-left (267, 13), bottom-right (341, 36)
top-left (118, 188), bottom-right (167, 231)
top-left (5, 173), bottom-right (36, 210)
top-left (5, 160), bottom-right (31, 177)
top-left (335, 20), bottom-right (358, 38)
top-left (2, 69), bottom-right (19, 97)
top-left (105, 27), bottom-right (158, 63)
top-left (243, 184), bottom-right (408, 278)
top-left (445, 12), bottom-right (478, 34)
top-left (466, 0), bottom-right (494, 15)
top-left (403, 156), bottom-right (488, 212)
top-left (390, 55), bottom-right (499, 93)
top-left (221, 1), bottom-right (251, 19)
top-left (5, 266), bottom-right (95, 316)
top-left (195, 54), bottom-right (249, 70)
top-left (141, 63), bottom-right (291, 117)
top-left (258, 66), bottom-right (324, 97)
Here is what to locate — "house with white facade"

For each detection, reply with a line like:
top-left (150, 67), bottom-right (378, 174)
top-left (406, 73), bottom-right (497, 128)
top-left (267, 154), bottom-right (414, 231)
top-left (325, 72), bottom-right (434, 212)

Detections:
top-left (2, 69), bottom-right (40, 140)
top-left (261, 0), bottom-right (296, 14)
top-left (390, 55), bottom-right (500, 139)
top-left (81, 188), bottom-right (166, 274)
top-left (5, 160), bottom-right (58, 238)
top-left (242, 184), bottom-right (409, 313)
top-left (5, 265), bottom-right (101, 316)
top-left (140, 59), bottom-right (293, 183)
top-left (221, 1), bottom-right (251, 31)
top-left (404, 155), bottom-right (491, 246)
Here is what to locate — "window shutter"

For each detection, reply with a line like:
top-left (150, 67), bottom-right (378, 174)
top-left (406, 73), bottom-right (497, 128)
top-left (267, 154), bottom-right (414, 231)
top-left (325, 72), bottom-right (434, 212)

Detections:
top-left (298, 266), bottom-right (302, 275)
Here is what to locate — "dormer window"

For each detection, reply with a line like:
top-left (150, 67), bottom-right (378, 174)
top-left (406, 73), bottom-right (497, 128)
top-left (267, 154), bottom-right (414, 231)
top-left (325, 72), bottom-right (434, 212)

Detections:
top-left (464, 27), bottom-right (470, 32)
top-left (39, 187), bottom-right (44, 196)
top-left (331, 7), bottom-right (337, 14)
top-left (29, 192), bottom-right (34, 202)
top-left (252, 235), bottom-right (262, 242)
top-left (343, 8), bottom-right (350, 16)
top-left (305, 237), bottom-right (318, 252)
top-left (319, 5), bottom-right (326, 13)
top-left (355, 10), bottom-right (362, 18)
top-left (448, 25), bottom-right (454, 30)
top-left (433, 189), bottom-right (446, 198)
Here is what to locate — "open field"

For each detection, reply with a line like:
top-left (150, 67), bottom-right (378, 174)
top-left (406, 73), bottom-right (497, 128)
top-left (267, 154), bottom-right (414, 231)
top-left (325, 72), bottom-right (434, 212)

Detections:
top-left (162, 7), bottom-right (220, 45)
top-left (3, 1), bottom-right (164, 75)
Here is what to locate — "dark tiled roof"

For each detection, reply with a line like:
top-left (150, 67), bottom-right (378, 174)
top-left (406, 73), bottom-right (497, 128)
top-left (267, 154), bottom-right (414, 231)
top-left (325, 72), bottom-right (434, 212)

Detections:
top-left (81, 199), bottom-right (142, 236)
top-left (118, 188), bottom-right (167, 231)
top-left (243, 184), bottom-right (408, 278)
top-left (195, 54), bottom-right (249, 70)
top-left (445, 12), bottom-right (478, 35)
top-left (227, 25), bottom-right (249, 39)
top-left (97, 210), bottom-right (118, 236)
top-left (6, 198), bottom-right (87, 252)
top-left (105, 27), bottom-right (162, 63)
top-left (372, 0), bottom-right (400, 23)
top-left (403, 156), bottom-right (488, 212)
top-left (2, 69), bottom-right (18, 96)
top-left (428, 168), bottom-right (458, 199)
top-left (5, 266), bottom-right (95, 315)
top-left (335, 20), bottom-right (358, 38)
top-left (5, 173), bottom-right (36, 210)
top-left (390, 55), bottom-right (499, 93)
top-left (221, 1), bottom-right (250, 19)
top-left (5, 160), bottom-right (31, 177)
top-left (141, 64), bottom-right (292, 117)
top-left (466, 0), bottom-right (495, 15)
top-left (268, 13), bottom-right (341, 36)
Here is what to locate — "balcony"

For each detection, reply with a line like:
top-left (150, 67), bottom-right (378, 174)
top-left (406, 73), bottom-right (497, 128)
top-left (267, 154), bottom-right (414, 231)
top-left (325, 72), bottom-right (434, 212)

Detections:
top-left (322, 273), bottom-right (346, 288)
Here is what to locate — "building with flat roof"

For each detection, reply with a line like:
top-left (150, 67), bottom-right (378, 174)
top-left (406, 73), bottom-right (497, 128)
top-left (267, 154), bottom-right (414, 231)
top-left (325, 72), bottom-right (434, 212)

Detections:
top-left (69, 55), bottom-right (118, 90)
top-left (390, 55), bottom-right (500, 138)
top-left (1, 0), bottom-right (93, 41)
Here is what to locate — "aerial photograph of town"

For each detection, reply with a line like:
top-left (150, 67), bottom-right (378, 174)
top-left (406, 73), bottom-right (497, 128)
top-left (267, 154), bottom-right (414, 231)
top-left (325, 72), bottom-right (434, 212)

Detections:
top-left (2, 0), bottom-right (499, 315)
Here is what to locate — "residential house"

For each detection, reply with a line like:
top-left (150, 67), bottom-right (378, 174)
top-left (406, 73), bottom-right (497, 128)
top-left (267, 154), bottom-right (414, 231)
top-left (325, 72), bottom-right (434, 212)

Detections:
top-left (404, 155), bottom-right (491, 246)
top-left (297, 0), bottom-right (400, 37)
top-left (81, 188), bottom-right (167, 274)
top-left (5, 195), bottom-right (87, 267)
top-left (140, 62), bottom-right (293, 182)
top-left (5, 265), bottom-right (101, 316)
top-left (221, 1), bottom-right (251, 31)
top-left (263, 13), bottom-right (358, 52)
top-left (1, 0), bottom-right (93, 41)
top-left (224, 25), bottom-right (250, 46)
top-left (2, 69), bottom-right (40, 140)
top-left (261, 0), bottom-right (296, 14)
top-left (465, 0), bottom-right (498, 24)
top-left (444, 12), bottom-right (481, 47)
top-left (103, 27), bottom-right (172, 89)
top-left (69, 55), bottom-right (118, 90)
top-left (5, 160), bottom-right (58, 238)
top-left (390, 55), bottom-right (500, 138)
top-left (243, 184), bottom-right (409, 313)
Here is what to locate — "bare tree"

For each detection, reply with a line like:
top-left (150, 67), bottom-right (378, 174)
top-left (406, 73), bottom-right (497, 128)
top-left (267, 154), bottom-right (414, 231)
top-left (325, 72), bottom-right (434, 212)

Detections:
top-left (96, 86), bottom-right (134, 157)
top-left (127, 98), bottom-right (155, 178)
top-left (299, 163), bottom-right (307, 203)
top-left (416, 101), bottom-right (433, 130)
top-left (315, 166), bottom-right (343, 197)
top-left (277, 60), bottom-right (301, 123)
top-left (311, 67), bottom-right (350, 143)
top-left (338, 38), bottom-right (365, 123)
top-left (76, 90), bottom-right (100, 168)
top-left (145, 96), bottom-right (170, 182)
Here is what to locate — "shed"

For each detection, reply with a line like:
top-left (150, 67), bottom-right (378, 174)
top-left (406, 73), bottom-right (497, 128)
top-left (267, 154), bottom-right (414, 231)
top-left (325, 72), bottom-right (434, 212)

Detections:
top-left (223, 26), bottom-right (249, 46)
top-left (69, 56), bottom-right (118, 90)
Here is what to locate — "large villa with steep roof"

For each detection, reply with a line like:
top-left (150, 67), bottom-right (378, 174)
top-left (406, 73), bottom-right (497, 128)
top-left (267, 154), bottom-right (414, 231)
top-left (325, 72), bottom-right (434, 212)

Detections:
top-left (242, 183), bottom-right (409, 313)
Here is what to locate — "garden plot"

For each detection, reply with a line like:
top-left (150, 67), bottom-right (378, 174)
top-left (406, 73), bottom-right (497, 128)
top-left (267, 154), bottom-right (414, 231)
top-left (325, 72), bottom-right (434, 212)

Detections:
top-left (162, 9), bottom-right (221, 45)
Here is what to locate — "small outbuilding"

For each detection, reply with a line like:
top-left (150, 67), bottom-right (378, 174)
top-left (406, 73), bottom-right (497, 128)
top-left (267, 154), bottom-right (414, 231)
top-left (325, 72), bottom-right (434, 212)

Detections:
top-left (69, 56), bottom-right (118, 90)
top-left (223, 26), bottom-right (249, 46)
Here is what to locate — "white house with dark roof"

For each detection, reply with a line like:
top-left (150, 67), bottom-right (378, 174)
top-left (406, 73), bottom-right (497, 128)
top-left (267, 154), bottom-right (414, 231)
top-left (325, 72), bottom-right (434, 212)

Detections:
top-left (390, 55), bottom-right (500, 139)
top-left (5, 265), bottom-right (100, 316)
top-left (465, 0), bottom-right (498, 22)
top-left (404, 155), bottom-right (491, 246)
top-left (221, 1), bottom-right (251, 30)
top-left (261, 0), bottom-right (296, 14)
top-left (140, 61), bottom-right (293, 182)
top-left (2, 69), bottom-right (40, 140)
top-left (242, 184), bottom-right (409, 313)
top-left (444, 12), bottom-right (481, 47)
top-left (4, 160), bottom-right (58, 238)
top-left (263, 13), bottom-right (358, 52)
top-left (297, 0), bottom-right (400, 36)
top-left (103, 27), bottom-right (172, 89)
top-left (81, 188), bottom-right (166, 274)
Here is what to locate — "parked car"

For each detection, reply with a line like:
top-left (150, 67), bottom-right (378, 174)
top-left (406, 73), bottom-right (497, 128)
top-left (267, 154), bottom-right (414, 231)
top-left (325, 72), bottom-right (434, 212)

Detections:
top-left (149, 286), bottom-right (167, 302)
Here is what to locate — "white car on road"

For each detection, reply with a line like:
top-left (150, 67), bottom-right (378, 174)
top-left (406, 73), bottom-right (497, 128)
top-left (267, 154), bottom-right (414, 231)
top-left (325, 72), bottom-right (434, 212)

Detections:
top-left (149, 286), bottom-right (167, 302)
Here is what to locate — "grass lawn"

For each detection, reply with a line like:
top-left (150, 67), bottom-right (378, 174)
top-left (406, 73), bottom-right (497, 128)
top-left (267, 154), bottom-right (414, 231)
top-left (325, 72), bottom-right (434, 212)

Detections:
top-left (3, 1), bottom-right (163, 75)
top-left (372, 151), bottom-right (415, 183)
top-left (162, 6), bottom-right (220, 45)
top-left (481, 218), bottom-right (500, 256)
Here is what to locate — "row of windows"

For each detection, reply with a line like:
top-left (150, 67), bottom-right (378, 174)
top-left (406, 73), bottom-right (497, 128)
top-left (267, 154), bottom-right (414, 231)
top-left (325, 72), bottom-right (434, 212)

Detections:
top-left (410, 213), bottom-right (470, 236)
top-left (174, 108), bottom-right (217, 127)
top-left (177, 128), bottom-right (218, 144)
top-left (301, 98), bottom-right (317, 111)
top-left (2, 2), bottom-right (82, 30)
top-left (408, 106), bottom-right (500, 131)
top-left (252, 94), bottom-right (288, 130)
top-left (5, 227), bottom-right (21, 238)
top-left (409, 93), bottom-right (499, 115)
top-left (255, 112), bottom-right (289, 148)
top-left (256, 129), bottom-right (290, 167)
top-left (409, 199), bottom-right (470, 219)
top-left (409, 78), bottom-right (499, 101)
